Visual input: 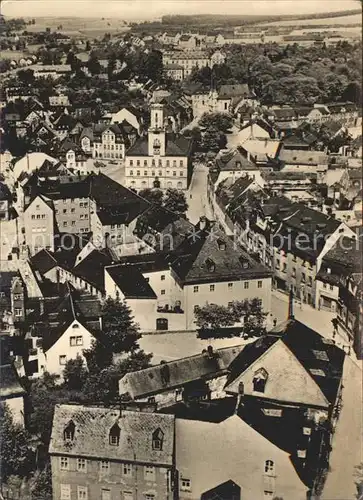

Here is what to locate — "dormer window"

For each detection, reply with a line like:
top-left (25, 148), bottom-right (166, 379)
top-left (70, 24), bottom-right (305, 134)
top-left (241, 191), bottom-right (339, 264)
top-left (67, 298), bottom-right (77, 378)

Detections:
top-left (253, 368), bottom-right (268, 393)
top-left (109, 423), bottom-right (120, 446)
top-left (205, 258), bottom-right (216, 272)
top-left (152, 428), bottom-right (164, 450)
top-left (217, 239), bottom-right (226, 251)
top-left (63, 420), bottom-right (75, 441)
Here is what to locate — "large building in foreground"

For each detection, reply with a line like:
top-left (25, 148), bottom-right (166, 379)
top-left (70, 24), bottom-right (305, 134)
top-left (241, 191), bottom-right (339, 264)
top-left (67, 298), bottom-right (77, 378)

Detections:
top-left (125, 104), bottom-right (193, 191)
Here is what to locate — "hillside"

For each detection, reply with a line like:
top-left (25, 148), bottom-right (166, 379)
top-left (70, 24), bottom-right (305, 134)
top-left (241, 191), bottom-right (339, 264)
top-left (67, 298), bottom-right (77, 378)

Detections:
top-left (161, 9), bottom-right (362, 27)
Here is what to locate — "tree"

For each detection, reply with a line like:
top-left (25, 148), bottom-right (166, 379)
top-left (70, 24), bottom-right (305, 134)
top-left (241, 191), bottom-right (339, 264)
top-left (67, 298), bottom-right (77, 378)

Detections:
top-left (163, 188), bottom-right (188, 214)
top-left (144, 50), bottom-right (163, 82)
top-left (87, 54), bottom-right (101, 76)
top-left (200, 127), bottom-right (227, 152)
top-left (138, 188), bottom-right (164, 205)
top-left (342, 81), bottom-right (362, 106)
top-left (18, 68), bottom-right (34, 86)
top-left (83, 338), bottom-right (114, 373)
top-left (62, 355), bottom-right (88, 391)
top-left (199, 112), bottom-right (233, 133)
top-left (262, 75), bottom-right (321, 105)
top-left (0, 404), bottom-right (33, 481)
top-left (195, 299), bottom-right (267, 335)
top-left (354, 463), bottom-right (363, 499)
top-left (30, 463), bottom-right (52, 500)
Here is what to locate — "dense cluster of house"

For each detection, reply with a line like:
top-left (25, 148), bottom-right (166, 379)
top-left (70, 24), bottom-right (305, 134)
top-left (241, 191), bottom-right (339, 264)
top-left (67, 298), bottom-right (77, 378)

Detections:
top-left (48, 298), bottom-right (346, 500)
top-left (0, 21), bottom-right (361, 500)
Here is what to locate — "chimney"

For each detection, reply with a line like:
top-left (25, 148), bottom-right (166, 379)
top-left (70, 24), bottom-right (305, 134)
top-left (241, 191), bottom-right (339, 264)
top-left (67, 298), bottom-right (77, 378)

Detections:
top-left (235, 381), bottom-right (244, 414)
top-left (199, 216), bottom-right (208, 232)
top-left (288, 286), bottom-right (294, 320)
top-left (39, 297), bottom-right (45, 315)
top-left (207, 345), bottom-right (214, 358)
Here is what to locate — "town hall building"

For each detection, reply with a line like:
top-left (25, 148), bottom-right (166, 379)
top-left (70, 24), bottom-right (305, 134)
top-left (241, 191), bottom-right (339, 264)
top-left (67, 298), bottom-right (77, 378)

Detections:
top-left (124, 104), bottom-right (193, 191)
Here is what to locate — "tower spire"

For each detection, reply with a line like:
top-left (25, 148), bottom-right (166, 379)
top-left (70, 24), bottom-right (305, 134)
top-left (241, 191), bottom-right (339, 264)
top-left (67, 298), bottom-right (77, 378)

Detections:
top-left (288, 286), bottom-right (294, 320)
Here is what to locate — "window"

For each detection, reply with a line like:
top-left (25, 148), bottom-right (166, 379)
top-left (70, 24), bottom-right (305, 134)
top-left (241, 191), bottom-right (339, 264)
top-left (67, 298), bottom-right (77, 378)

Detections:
top-left (161, 290), bottom-right (165, 295)
top-left (181, 478), bottom-right (191, 491)
top-left (244, 282), bottom-right (249, 289)
top-left (193, 286), bottom-right (199, 293)
top-left (77, 486), bottom-right (88, 500)
top-left (70, 336), bottom-right (83, 346)
top-left (330, 285), bottom-right (334, 291)
top-left (152, 428), bottom-right (164, 450)
top-left (100, 460), bottom-right (110, 473)
top-left (161, 275), bottom-right (165, 281)
top-left (303, 427), bottom-right (311, 436)
top-left (63, 221), bottom-right (68, 227)
top-left (265, 460), bottom-right (275, 474)
top-left (144, 171), bottom-right (147, 176)
top-left (123, 492), bottom-right (133, 500)
top-left (262, 409), bottom-right (282, 417)
top-left (123, 463), bottom-right (132, 476)
top-left (101, 489), bottom-right (111, 500)
top-left (137, 170), bottom-right (140, 176)
top-left (59, 355), bottom-right (67, 365)
top-left (144, 465), bottom-right (155, 481)
top-left (14, 308), bottom-right (22, 317)
top-left (228, 283), bottom-right (233, 289)
top-left (60, 456), bottom-right (69, 470)
top-left (253, 368), bottom-right (268, 393)
top-left (77, 458), bottom-right (87, 472)
top-left (60, 484), bottom-right (71, 500)
top-left (258, 281), bottom-right (263, 288)
top-left (144, 495), bottom-right (155, 500)
top-left (109, 423), bottom-right (120, 446)
top-left (210, 284), bottom-right (215, 292)
top-left (71, 208), bottom-right (75, 213)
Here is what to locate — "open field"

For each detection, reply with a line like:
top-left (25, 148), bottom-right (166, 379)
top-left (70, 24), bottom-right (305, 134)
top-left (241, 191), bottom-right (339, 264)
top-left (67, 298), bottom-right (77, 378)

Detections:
top-left (259, 13), bottom-right (362, 27)
top-left (20, 16), bottom-right (130, 37)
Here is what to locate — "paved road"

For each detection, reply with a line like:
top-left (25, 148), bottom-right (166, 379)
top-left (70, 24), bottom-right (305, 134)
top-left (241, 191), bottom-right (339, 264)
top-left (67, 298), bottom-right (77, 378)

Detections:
top-left (187, 163), bottom-right (213, 224)
top-left (321, 355), bottom-right (363, 500)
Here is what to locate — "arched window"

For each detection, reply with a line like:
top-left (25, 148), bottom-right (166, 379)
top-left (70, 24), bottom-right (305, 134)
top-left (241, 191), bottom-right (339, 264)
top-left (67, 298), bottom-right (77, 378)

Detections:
top-left (63, 420), bottom-right (75, 441)
top-left (253, 368), bottom-right (268, 393)
top-left (153, 139), bottom-right (161, 155)
top-left (109, 423), bottom-right (120, 446)
top-left (265, 460), bottom-right (275, 475)
top-left (152, 428), bottom-right (164, 450)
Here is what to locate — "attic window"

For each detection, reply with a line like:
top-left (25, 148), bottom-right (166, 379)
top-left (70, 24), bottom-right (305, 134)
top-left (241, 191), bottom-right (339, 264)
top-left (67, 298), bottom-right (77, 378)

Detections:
top-left (72, 323), bottom-right (79, 328)
top-left (309, 368), bottom-right (326, 377)
top-left (217, 239), bottom-right (226, 251)
top-left (109, 423), bottom-right (120, 446)
top-left (262, 409), bottom-right (282, 417)
top-left (205, 258), bottom-right (216, 272)
top-left (253, 368), bottom-right (268, 393)
top-left (152, 428), bottom-right (164, 450)
top-left (303, 427), bottom-right (311, 436)
top-left (297, 450), bottom-right (307, 458)
top-left (312, 350), bottom-right (329, 361)
top-left (63, 420), bottom-right (75, 441)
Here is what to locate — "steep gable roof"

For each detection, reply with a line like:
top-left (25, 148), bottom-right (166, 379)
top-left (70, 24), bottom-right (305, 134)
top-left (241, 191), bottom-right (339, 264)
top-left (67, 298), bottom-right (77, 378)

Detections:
top-left (225, 319), bottom-right (345, 407)
top-left (105, 265), bottom-right (157, 299)
top-left (49, 404), bottom-right (175, 465)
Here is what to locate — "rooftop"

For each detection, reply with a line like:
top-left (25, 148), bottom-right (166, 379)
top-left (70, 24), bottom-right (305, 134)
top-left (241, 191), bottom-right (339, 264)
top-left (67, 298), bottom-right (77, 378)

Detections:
top-left (119, 345), bottom-right (244, 399)
top-left (106, 265), bottom-right (157, 300)
top-left (49, 404), bottom-right (175, 465)
top-left (126, 133), bottom-right (192, 157)
top-left (0, 363), bottom-right (26, 398)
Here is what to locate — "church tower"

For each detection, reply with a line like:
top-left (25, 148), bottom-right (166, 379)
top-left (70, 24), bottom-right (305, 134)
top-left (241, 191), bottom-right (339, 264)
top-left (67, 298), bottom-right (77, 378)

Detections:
top-left (148, 103), bottom-right (166, 157)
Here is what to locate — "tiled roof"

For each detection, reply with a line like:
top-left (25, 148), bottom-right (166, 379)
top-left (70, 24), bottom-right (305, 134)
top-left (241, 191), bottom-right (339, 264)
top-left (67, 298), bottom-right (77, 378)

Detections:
top-left (106, 265), bottom-right (157, 299)
top-left (226, 318), bottom-right (345, 405)
top-left (215, 150), bottom-right (255, 172)
top-left (126, 133), bottom-right (192, 157)
top-left (0, 363), bottom-right (26, 398)
top-left (327, 102), bottom-right (357, 114)
top-left (218, 84), bottom-right (252, 99)
top-left (116, 253), bottom-right (170, 274)
top-left (119, 345), bottom-right (244, 399)
top-left (278, 149), bottom-right (329, 166)
top-left (30, 249), bottom-right (58, 275)
top-left (169, 223), bottom-right (271, 285)
top-left (32, 284), bottom-right (101, 352)
top-left (49, 404), bottom-right (175, 465)
top-left (73, 248), bottom-right (115, 292)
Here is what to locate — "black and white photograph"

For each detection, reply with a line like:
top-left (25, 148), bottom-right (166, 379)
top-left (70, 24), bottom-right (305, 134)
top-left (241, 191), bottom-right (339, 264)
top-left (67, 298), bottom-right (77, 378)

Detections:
top-left (0, 0), bottom-right (362, 499)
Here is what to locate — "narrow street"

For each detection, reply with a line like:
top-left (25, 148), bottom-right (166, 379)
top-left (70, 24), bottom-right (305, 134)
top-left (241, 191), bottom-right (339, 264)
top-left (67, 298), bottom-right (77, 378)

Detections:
top-left (321, 355), bottom-right (363, 500)
top-left (187, 163), bottom-right (213, 224)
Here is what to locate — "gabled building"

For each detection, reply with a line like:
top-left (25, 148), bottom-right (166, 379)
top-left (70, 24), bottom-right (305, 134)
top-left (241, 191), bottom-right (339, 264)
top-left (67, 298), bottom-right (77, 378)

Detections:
top-left (49, 404), bottom-right (176, 500)
top-left (125, 104), bottom-right (193, 191)
top-left (119, 344), bottom-right (244, 407)
top-left (27, 284), bottom-right (101, 378)
top-left (56, 138), bottom-right (88, 172)
top-left (0, 181), bottom-right (13, 220)
top-left (315, 232), bottom-right (362, 358)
